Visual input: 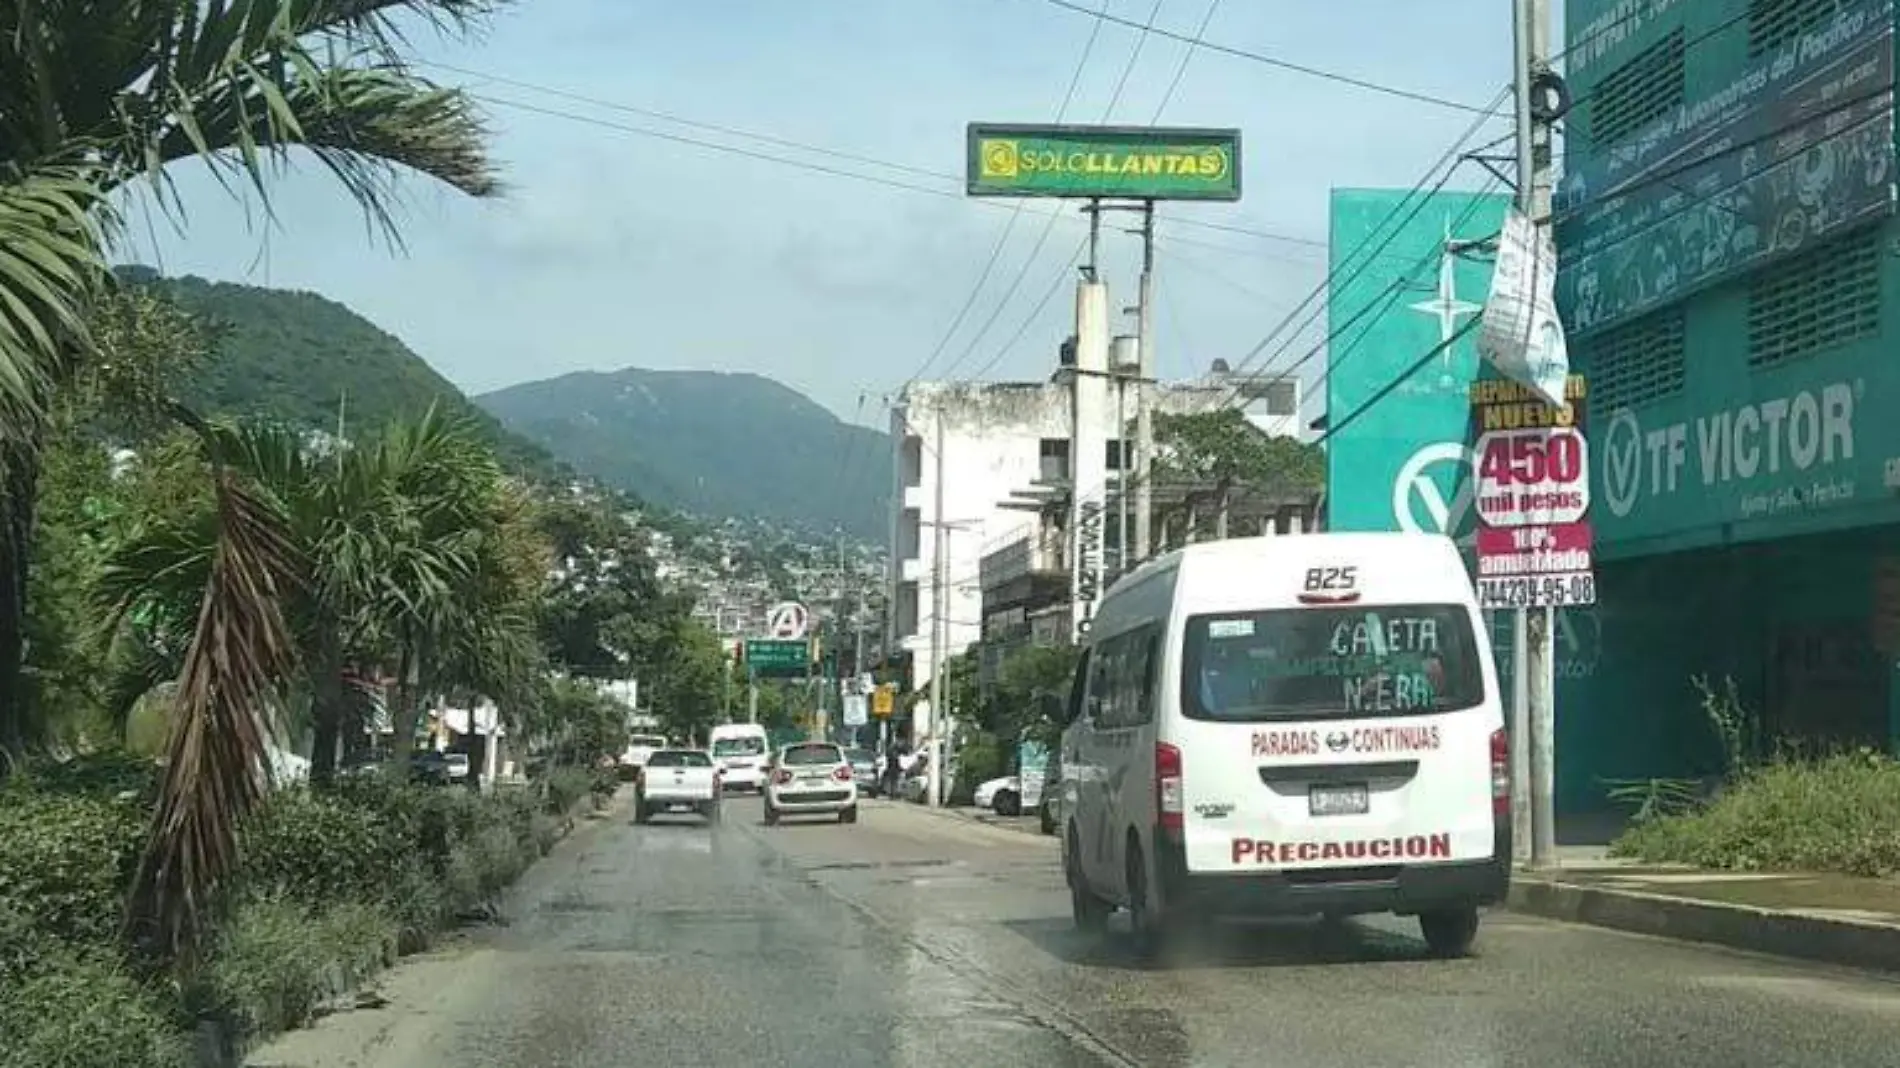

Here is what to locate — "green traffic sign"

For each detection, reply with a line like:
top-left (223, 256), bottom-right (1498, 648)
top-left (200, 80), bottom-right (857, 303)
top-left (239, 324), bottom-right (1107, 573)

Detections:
top-left (966, 124), bottom-right (1242, 201)
top-left (746, 639), bottom-right (809, 677)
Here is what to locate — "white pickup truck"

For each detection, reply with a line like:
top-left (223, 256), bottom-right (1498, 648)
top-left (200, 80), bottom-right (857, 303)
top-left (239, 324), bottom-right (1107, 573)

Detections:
top-left (633, 749), bottom-right (722, 824)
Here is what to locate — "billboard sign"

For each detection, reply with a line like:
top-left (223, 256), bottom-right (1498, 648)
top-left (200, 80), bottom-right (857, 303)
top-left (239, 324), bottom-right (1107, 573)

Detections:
top-left (966, 124), bottom-right (1242, 200)
top-left (1323, 188), bottom-right (1512, 535)
top-left (1556, 0), bottom-right (1896, 336)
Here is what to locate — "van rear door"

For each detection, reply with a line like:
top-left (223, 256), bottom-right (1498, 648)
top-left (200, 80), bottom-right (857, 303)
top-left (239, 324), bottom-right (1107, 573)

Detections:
top-left (1173, 596), bottom-right (1501, 876)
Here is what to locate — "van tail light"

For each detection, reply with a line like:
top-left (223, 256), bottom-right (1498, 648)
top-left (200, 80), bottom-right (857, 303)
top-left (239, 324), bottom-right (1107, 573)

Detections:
top-left (831, 764), bottom-right (852, 782)
top-left (773, 768), bottom-right (794, 785)
top-left (1155, 742), bottom-right (1184, 832)
top-left (1490, 729), bottom-right (1510, 819)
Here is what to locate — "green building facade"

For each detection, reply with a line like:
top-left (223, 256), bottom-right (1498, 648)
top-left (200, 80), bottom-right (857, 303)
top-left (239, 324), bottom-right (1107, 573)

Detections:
top-left (1557, 0), bottom-right (1900, 805)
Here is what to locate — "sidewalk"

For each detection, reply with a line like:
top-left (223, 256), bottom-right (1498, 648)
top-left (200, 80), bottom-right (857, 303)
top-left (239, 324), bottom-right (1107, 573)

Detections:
top-left (885, 798), bottom-right (1049, 839)
top-left (1508, 862), bottom-right (1900, 975)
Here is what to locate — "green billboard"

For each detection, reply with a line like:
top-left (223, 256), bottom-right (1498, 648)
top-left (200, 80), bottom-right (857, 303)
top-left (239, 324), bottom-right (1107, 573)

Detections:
top-left (1323, 187), bottom-right (1512, 535)
top-left (965, 124), bottom-right (1241, 200)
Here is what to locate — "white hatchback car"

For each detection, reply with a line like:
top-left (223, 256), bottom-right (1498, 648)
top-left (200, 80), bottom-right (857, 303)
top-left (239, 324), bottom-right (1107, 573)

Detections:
top-left (763, 742), bottom-right (858, 826)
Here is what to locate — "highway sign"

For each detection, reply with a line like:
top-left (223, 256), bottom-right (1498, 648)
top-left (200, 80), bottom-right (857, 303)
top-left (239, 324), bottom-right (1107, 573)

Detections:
top-left (766, 601), bottom-right (810, 640)
top-left (745, 639), bottom-right (809, 678)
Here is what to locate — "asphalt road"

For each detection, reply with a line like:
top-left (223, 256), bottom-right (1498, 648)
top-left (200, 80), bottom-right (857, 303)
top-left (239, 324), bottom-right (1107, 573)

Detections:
top-left (250, 794), bottom-right (1900, 1068)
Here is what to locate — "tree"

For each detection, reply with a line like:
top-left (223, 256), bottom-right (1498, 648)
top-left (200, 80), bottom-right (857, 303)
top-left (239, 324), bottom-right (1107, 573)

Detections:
top-left (0, 0), bottom-right (505, 766)
top-left (991, 644), bottom-right (1082, 750)
top-left (101, 407), bottom-right (541, 780)
top-left (1152, 409), bottom-right (1325, 493)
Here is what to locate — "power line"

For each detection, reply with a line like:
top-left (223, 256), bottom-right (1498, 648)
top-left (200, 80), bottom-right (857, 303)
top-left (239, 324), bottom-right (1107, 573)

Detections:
top-left (1036, 0), bottom-right (1502, 115)
top-left (1192, 85), bottom-right (1513, 411)
top-left (932, 0), bottom-right (1170, 383)
top-left (1149, 0), bottom-right (1224, 121)
top-left (446, 63), bottom-right (1334, 253)
top-left (902, 0), bottom-right (1113, 390)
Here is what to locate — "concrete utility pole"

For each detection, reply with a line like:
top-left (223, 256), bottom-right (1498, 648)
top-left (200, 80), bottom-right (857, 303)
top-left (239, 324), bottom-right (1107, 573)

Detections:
top-left (1514, 0), bottom-right (1559, 869)
top-left (1132, 201), bottom-right (1157, 564)
top-left (927, 414), bottom-right (949, 809)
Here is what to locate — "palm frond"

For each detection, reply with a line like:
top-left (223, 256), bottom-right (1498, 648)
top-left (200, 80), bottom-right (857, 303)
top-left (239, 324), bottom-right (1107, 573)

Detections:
top-left (0, 163), bottom-right (113, 439)
top-left (123, 450), bottom-right (302, 967)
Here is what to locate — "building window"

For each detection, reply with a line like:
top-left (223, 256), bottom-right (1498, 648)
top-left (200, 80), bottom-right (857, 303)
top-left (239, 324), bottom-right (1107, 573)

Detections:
top-left (899, 435), bottom-right (924, 488)
top-left (1747, 226), bottom-right (1882, 369)
top-left (898, 508), bottom-right (921, 561)
top-left (1579, 308), bottom-right (1686, 411)
top-left (894, 581), bottom-right (920, 639)
top-left (1039, 438), bottom-right (1070, 482)
top-left (1749, 0), bottom-right (1845, 58)
top-left (1106, 439), bottom-right (1127, 471)
top-left (1261, 379), bottom-right (1298, 416)
top-left (1585, 28), bottom-right (1685, 147)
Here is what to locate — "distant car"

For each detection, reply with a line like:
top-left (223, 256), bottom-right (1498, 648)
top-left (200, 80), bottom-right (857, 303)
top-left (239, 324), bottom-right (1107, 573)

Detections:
top-left (843, 747), bottom-right (879, 794)
top-left (763, 742), bottom-right (858, 826)
top-left (443, 751), bottom-right (472, 782)
top-left (618, 733), bottom-right (670, 781)
top-left (634, 749), bottom-right (723, 824)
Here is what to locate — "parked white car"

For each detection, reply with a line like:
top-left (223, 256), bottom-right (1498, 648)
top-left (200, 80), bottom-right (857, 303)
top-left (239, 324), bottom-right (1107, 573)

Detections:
top-left (974, 775), bottom-right (1023, 816)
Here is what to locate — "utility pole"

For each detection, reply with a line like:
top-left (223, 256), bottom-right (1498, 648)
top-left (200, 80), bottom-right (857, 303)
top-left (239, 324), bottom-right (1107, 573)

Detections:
top-left (747, 665), bottom-right (758, 725)
top-left (927, 413), bottom-right (949, 809)
top-left (1132, 201), bottom-right (1157, 564)
top-left (1514, 0), bottom-right (1558, 869)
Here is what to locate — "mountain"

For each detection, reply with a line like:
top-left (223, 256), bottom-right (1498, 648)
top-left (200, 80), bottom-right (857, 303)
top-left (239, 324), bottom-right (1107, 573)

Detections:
top-left (476, 368), bottom-right (891, 539)
top-left (121, 268), bottom-right (564, 478)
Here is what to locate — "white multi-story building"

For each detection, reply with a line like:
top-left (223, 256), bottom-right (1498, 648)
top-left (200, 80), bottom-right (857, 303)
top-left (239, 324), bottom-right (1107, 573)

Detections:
top-left (885, 355), bottom-right (1301, 744)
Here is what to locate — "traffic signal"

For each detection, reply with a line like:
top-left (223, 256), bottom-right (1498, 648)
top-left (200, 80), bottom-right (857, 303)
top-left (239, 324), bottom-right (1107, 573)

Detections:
top-left (732, 641), bottom-right (745, 668)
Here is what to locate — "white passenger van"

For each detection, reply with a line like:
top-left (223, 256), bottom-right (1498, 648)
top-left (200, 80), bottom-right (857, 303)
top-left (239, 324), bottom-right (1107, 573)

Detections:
top-left (708, 723), bottom-right (771, 793)
top-left (1056, 532), bottom-right (1509, 959)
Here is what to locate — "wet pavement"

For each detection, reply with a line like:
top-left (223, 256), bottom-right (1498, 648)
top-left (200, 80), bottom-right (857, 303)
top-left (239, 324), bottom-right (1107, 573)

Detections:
top-left (251, 796), bottom-right (1900, 1068)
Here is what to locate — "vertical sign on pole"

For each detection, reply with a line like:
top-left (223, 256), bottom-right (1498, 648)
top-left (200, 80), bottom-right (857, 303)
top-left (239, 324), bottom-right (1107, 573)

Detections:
top-left (1470, 375), bottom-right (1595, 611)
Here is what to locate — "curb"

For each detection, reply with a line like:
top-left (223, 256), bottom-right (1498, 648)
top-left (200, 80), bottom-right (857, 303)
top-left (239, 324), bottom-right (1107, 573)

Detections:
top-left (1508, 877), bottom-right (1900, 975)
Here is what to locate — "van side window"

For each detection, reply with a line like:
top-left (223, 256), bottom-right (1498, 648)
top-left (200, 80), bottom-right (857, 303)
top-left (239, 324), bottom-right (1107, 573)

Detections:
top-left (1135, 628), bottom-right (1160, 725)
top-left (1091, 627), bottom-right (1157, 729)
top-left (1066, 648), bottom-right (1092, 724)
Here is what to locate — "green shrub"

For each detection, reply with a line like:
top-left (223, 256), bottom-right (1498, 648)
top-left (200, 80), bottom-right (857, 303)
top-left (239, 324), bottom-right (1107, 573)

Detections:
top-left (0, 792), bottom-right (146, 951)
top-left (236, 788), bottom-right (409, 908)
top-left (0, 953), bottom-right (189, 1068)
top-left (200, 898), bottom-right (395, 1041)
top-left (540, 768), bottom-right (593, 815)
top-left (3, 751), bottom-right (161, 802)
top-left (1611, 752), bottom-right (1900, 876)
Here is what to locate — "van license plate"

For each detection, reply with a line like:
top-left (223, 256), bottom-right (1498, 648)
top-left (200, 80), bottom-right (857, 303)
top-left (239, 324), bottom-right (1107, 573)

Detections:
top-left (1309, 783), bottom-right (1369, 817)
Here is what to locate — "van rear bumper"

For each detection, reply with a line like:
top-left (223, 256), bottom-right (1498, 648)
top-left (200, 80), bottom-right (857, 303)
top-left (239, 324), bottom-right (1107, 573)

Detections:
top-left (1154, 823), bottom-right (1511, 918)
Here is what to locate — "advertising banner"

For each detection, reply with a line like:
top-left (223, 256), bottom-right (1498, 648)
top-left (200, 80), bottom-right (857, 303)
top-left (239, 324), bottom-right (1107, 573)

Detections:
top-left (1555, 0), bottom-right (1897, 336)
top-left (1469, 375), bottom-right (1597, 609)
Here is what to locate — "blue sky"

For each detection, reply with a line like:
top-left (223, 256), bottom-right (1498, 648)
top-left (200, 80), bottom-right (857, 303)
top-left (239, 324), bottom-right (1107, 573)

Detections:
top-left (124, 0), bottom-right (1544, 425)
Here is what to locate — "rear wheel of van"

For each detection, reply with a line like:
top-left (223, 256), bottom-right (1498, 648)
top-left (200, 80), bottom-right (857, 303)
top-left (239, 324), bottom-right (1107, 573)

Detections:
top-left (1418, 907), bottom-right (1480, 958)
top-left (1124, 842), bottom-right (1180, 962)
top-left (1065, 831), bottom-right (1109, 933)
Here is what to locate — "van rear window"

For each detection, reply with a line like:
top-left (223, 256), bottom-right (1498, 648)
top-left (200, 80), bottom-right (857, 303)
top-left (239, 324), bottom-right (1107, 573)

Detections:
top-left (1181, 604), bottom-right (1483, 722)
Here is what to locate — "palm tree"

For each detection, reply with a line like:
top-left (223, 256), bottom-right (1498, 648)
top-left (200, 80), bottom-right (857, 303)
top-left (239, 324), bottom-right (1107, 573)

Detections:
top-left (1, 2), bottom-right (508, 963)
top-left (0, 0), bottom-right (506, 751)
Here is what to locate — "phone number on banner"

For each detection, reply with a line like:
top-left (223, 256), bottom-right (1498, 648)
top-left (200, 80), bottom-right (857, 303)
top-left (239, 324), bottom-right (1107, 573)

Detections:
top-left (1477, 573), bottom-right (1598, 609)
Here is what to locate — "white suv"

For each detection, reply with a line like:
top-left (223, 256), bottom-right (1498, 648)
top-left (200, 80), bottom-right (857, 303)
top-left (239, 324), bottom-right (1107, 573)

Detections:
top-left (763, 742), bottom-right (858, 826)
